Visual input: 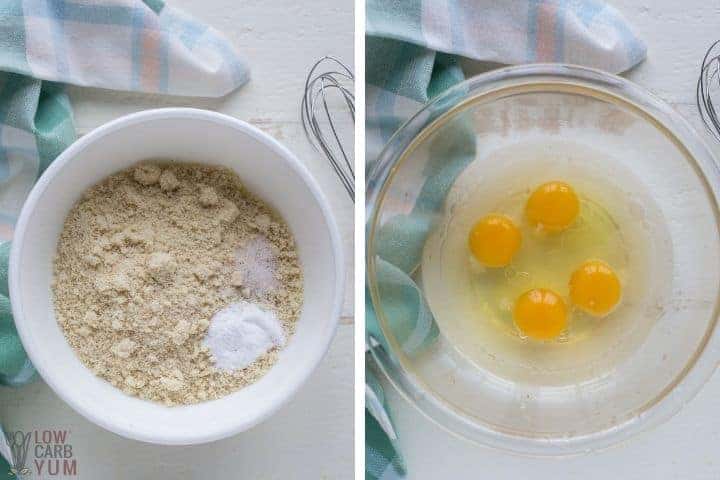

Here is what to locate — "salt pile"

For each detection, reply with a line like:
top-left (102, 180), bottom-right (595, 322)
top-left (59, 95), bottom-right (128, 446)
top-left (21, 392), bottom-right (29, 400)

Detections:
top-left (203, 302), bottom-right (286, 371)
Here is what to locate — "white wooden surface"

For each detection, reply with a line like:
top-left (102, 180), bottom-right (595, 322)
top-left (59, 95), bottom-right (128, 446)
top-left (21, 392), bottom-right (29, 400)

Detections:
top-left (0, 0), bottom-right (354, 478)
top-left (379, 1), bottom-right (720, 478)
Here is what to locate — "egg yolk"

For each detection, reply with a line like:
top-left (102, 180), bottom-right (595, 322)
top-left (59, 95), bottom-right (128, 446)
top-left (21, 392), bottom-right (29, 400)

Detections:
top-left (468, 214), bottom-right (521, 267)
top-left (513, 288), bottom-right (567, 340)
top-left (569, 260), bottom-right (621, 317)
top-left (525, 181), bottom-right (580, 232)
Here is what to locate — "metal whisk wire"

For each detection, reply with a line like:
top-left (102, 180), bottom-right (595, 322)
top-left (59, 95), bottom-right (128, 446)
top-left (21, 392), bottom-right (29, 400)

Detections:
top-left (301, 56), bottom-right (355, 201)
top-left (697, 40), bottom-right (720, 142)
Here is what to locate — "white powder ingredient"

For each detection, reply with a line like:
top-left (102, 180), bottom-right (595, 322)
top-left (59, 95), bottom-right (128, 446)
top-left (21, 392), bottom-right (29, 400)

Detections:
top-left (203, 302), bottom-right (286, 371)
top-left (235, 235), bottom-right (280, 294)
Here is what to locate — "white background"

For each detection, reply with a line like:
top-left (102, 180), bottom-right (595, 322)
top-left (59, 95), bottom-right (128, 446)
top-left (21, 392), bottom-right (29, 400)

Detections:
top-left (0, 0), bottom-right (354, 478)
top-left (377, 1), bottom-right (720, 478)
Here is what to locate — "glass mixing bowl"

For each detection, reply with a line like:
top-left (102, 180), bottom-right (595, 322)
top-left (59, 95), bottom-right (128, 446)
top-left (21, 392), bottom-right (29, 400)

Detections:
top-left (366, 64), bottom-right (720, 455)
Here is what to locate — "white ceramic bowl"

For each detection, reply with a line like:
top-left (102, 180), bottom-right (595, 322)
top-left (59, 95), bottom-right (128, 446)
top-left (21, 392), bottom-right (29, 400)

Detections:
top-left (9, 108), bottom-right (344, 445)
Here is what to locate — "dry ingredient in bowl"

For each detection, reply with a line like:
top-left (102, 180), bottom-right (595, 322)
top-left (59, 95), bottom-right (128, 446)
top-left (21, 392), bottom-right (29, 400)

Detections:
top-left (203, 302), bottom-right (286, 371)
top-left (52, 162), bottom-right (303, 405)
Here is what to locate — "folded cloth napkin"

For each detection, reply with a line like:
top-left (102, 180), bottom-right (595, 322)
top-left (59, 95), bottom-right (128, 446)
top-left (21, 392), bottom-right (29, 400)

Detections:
top-left (366, 369), bottom-right (406, 478)
top-left (365, 0), bottom-right (645, 478)
top-left (0, 0), bottom-right (247, 471)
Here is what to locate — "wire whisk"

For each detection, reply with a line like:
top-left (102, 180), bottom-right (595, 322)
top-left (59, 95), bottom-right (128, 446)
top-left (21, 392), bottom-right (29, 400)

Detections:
top-left (697, 40), bottom-right (720, 142)
top-left (301, 56), bottom-right (355, 201)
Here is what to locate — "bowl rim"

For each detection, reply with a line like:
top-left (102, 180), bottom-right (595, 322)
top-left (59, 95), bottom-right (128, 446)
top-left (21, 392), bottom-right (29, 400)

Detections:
top-left (366, 63), bottom-right (720, 456)
top-left (9, 107), bottom-right (344, 445)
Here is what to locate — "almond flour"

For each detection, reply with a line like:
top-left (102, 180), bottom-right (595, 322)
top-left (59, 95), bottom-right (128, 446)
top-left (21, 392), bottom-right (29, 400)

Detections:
top-left (51, 162), bottom-right (303, 405)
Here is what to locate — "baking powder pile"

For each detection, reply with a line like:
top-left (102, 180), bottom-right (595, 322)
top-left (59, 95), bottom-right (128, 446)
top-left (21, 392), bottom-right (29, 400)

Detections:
top-left (52, 162), bottom-right (303, 405)
top-left (203, 302), bottom-right (286, 371)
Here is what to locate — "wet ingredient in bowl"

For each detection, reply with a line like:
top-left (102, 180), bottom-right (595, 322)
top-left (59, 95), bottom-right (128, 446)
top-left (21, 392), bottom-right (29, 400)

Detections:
top-left (52, 162), bottom-right (303, 405)
top-left (421, 141), bottom-right (671, 384)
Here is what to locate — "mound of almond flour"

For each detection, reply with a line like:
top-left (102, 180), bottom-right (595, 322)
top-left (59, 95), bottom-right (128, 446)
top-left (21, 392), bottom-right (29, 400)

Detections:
top-left (52, 162), bottom-right (303, 405)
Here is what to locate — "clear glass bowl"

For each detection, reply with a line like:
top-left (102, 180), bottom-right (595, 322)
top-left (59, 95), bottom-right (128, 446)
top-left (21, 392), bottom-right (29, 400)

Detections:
top-left (366, 64), bottom-right (720, 455)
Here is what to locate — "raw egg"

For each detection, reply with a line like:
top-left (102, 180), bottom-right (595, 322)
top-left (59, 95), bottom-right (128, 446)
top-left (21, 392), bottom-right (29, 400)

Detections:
top-left (468, 214), bottom-right (521, 267)
top-left (526, 181), bottom-right (579, 232)
top-left (513, 288), bottom-right (568, 340)
top-left (569, 260), bottom-right (622, 317)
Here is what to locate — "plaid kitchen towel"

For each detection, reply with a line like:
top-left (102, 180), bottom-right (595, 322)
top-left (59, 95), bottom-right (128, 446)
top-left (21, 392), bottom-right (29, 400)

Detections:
top-left (365, 1), bottom-right (645, 478)
top-left (0, 0), bottom-right (248, 389)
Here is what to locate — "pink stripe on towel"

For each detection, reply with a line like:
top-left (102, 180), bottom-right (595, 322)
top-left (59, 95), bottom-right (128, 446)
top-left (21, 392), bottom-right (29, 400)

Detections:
top-left (536, 2), bottom-right (557, 62)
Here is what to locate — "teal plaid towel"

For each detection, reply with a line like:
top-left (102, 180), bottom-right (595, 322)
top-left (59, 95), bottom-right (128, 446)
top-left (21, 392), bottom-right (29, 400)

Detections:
top-left (366, 369), bottom-right (405, 479)
top-left (365, 1), bottom-right (645, 478)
